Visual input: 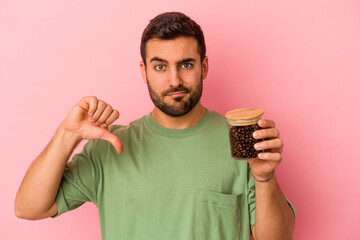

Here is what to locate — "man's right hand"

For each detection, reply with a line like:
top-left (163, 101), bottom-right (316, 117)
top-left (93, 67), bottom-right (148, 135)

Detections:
top-left (15, 96), bottom-right (122, 220)
top-left (62, 96), bottom-right (122, 154)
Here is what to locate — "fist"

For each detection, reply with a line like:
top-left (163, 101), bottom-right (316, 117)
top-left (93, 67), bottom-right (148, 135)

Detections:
top-left (62, 96), bottom-right (122, 154)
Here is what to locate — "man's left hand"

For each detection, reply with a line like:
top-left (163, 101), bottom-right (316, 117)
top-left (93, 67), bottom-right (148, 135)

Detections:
top-left (247, 119), bottom-right (283, 181)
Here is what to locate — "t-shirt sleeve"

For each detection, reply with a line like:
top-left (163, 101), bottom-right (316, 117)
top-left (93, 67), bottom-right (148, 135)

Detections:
top-left (247, 166), bottom-right (256, 232)
top-left (284, 195), bottom-right (297, 219)
top-left (247, 167), bottom-right (297, 232)
top-left (51, 140), bottom-right (99, 218)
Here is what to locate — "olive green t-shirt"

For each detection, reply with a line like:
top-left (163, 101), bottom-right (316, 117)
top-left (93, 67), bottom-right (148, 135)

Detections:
top-left (53, 110), bottom-right (296, 239)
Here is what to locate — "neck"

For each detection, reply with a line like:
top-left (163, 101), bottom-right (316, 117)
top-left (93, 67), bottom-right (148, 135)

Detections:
top-left (151, 103), bottom-right (207, 129)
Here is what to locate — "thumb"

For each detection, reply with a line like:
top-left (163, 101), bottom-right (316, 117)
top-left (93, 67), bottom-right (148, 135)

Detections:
top-left (99, 131), bottom-right (123, 154)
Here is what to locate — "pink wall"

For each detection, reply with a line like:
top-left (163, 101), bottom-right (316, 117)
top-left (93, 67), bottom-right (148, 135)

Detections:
top-left (1, 0), bottom-right (359, 239)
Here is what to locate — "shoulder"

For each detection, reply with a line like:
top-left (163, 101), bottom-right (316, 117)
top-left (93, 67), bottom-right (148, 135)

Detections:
top-left (108, 114), bottom-right (147, 135)
top-left (207, 110), bottom-right (227, 121)
top-left (206, 109), bottom-right (230, 128)
top-left (78, 116), bottom-right (148, 162)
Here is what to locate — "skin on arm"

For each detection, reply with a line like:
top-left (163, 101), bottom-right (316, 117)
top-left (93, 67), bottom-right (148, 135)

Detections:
top-left (14, 96), bottom-right (122, 220)
top-left (251, 177), bottom-right (295, 239)
top-left (247, 119), bottom-right (295, 240)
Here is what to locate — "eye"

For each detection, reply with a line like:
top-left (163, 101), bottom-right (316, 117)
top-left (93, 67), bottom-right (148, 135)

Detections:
top-left (155, 65), bottom-right (165, 71)
top-left (181, 63), bottom-right (193, 69)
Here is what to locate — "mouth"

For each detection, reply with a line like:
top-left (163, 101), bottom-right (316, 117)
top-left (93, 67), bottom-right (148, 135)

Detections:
top-left (167, 91), bottom-right (187, 98)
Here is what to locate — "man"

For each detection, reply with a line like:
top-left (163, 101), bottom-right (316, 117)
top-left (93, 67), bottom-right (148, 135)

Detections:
top-left (15, 12), bottom-right (296, 239)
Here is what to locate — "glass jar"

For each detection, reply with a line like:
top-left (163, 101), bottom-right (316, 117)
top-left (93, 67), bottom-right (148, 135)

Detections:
top-left (225, 108), bottom-right (267, 160)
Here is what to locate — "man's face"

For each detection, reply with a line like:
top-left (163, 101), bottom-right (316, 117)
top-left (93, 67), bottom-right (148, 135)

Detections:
top-left (140, 37), bottom-right (208, 117)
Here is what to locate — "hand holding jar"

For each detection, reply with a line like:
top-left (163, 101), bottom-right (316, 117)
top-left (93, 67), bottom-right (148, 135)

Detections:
top-left (226, 108), bottom-right (284, 181)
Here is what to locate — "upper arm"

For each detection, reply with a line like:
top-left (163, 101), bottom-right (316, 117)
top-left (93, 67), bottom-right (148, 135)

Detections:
top-left (15, 200), bottom-right (58, 220)
top-left (252, 225), bottom-right (256, 239)
top-left (47, 201), bottom-right (58, 218)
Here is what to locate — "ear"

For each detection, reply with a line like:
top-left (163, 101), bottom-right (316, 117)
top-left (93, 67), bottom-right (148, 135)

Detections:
top-left (140, 61), bottom-right (147, 83)
top-left (202, 56), bottom-right (209, 80)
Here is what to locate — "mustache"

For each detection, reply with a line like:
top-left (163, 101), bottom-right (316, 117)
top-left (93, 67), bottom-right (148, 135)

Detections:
top-left (162, 86), bottom-right (190, 96)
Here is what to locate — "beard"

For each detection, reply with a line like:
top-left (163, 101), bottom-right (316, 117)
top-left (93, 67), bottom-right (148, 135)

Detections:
top-left (147, 74), bottom-right (203, 117)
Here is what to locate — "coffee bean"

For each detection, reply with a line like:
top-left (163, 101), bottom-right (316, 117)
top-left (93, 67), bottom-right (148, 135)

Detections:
top-left (229, 124), bottom-right (267, 159)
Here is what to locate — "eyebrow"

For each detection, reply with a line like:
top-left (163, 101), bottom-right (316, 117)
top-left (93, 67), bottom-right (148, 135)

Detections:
top-left (150, 57), bottom-right (196, 64)
top-left (178, 58), bottom-right (196, 64)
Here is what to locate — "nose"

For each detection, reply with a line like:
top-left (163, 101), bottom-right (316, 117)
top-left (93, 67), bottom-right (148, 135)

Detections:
top-left (168, 68), bottom-right (183, 87)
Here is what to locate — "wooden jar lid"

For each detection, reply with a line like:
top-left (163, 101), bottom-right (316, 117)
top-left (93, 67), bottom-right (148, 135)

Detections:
top-left (225, 108), bottom-right (264, 126)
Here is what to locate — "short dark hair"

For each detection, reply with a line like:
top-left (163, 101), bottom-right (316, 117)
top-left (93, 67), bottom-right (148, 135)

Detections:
top-left (140, 12), bottom-right (206, 65)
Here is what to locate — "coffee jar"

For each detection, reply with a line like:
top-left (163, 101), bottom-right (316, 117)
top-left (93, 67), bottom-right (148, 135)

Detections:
top-left (225, 108), bottom-right (267, 160)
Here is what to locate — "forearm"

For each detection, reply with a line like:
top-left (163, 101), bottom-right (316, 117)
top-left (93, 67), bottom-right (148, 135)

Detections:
top-left (15, 125), bottom-right (81, 219)
top-left (253, 176), bottom-right (295, 240)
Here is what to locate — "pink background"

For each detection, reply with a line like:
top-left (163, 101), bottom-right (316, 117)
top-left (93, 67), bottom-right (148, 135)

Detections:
top-left (1, 0), bottom-right (359, 239)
